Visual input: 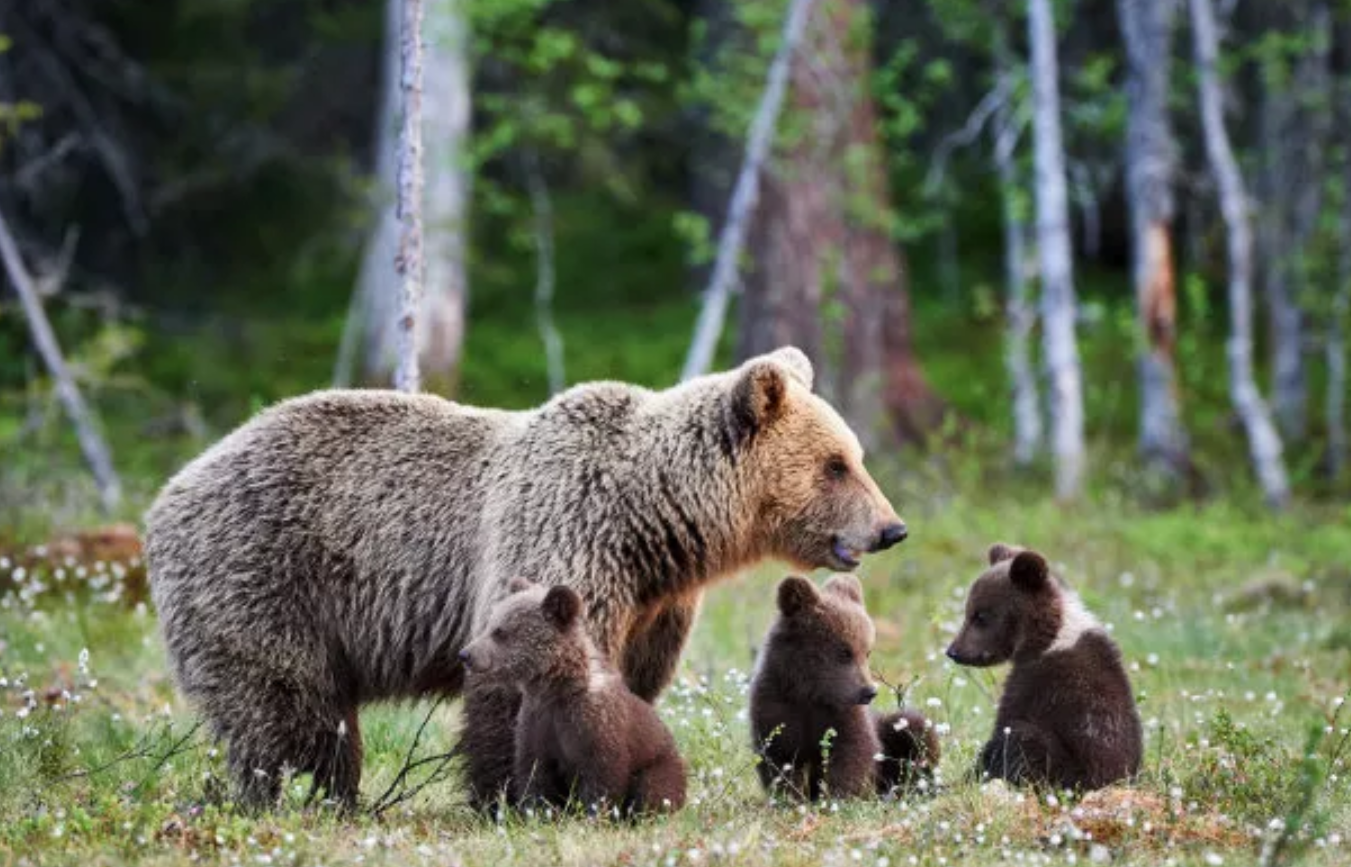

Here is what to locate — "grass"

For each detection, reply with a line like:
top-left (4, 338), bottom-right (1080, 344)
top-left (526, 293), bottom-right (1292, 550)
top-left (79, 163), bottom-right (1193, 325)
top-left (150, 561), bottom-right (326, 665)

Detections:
top-left (1, 465), bottom-right (1349, 867)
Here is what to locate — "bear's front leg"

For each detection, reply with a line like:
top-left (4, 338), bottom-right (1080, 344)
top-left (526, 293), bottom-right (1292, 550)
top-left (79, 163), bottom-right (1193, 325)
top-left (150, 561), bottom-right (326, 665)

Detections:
top-left (460, 677), bottom-right (522, 814)
top-left (620, 592), bottom-right (702, 702)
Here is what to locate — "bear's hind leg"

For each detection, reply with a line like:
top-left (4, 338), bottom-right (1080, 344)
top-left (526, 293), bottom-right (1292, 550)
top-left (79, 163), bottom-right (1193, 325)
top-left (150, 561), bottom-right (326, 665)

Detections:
top-left (978, 721), bottom-right (1068, 789)
top-left (212, 678), bottom-right (362, 811)
top-left (634, 751), bottom-right (687, 815)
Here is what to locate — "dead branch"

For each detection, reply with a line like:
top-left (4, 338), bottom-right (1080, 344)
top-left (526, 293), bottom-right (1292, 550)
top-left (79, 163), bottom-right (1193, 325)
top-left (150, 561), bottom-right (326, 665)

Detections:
top-left (680, 0), bottom-right (816, 383)
top-left (0, 208), bottom-right (121, 512)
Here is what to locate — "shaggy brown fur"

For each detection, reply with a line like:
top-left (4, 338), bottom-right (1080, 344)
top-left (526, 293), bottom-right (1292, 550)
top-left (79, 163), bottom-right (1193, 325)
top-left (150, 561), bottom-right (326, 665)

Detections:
top-left (749, 574), bottom-right (938, 801)
top-left (460, 579), bottom-right (686, 817)
top-left (946, 544), bottom-right (1143, 792)
top-left (144, 347), bottom-right (907, 808)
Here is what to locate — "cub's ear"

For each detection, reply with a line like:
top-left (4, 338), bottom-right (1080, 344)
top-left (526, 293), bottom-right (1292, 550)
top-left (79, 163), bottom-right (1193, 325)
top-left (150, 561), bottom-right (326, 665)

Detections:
top-left (777, 575), bottom-right (820, 616)
top-left (823, 573), bottom-right (864, 605)
top-left (763, 346), bottom-right (814, 391)
top-left (542, 585), bottom-right (583, 629)
top-left (1008, 551), bottom-right (1050, 592)
top-left (987, 543), bottom-right (1019, 565)
top-left (508, 576), bottom-right (537, 595)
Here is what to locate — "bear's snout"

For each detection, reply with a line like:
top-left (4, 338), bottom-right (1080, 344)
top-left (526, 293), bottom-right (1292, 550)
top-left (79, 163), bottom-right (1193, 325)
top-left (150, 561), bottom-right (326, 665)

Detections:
top-left (857, 684), bottom-right (879, 705)
top-left (945, 642), bottom-right (986, 667)
top-left (872, 521), bottom-right (908, 552)
top-left (458, 647), bottom-right (477, 671)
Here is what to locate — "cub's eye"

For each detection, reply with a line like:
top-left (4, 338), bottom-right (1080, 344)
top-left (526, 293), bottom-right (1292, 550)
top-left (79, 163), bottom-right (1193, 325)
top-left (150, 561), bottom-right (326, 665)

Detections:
top-left (491, 628), bottom-right (507, 641)
top-left (971, 611), bottom-right (988, 627)
top-left (825, 456), bottom-right (849, 480)
top-left (836, 645), bottom-right (853, 663)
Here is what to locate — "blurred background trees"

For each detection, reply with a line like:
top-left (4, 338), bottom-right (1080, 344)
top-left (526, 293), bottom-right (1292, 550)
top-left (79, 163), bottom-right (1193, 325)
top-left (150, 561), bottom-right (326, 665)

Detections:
top-left (1, 0), bottom-right (1349, 513)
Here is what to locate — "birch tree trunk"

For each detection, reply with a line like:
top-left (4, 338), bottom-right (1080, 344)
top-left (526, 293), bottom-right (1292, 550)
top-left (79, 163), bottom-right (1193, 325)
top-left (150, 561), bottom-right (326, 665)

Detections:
top-left (0, 211), bottom-right (121, 511)
top-left (1029, 0), bottom-right (1085, 501)
top-left (1329, 37), bottom-right (1351, 482)
top-left (684, 0), bottom-right (815, 382)
top-left (344, 0), bottom-right (469, 392)
top-left (1118, 0), bottom-right (1188, 475)
top-left (393, 0), bottom-right (427, 393)
top-left (1188, 0), bottom-right (1290, 507)
top-left (992, 65), bottom-right (1041, 467)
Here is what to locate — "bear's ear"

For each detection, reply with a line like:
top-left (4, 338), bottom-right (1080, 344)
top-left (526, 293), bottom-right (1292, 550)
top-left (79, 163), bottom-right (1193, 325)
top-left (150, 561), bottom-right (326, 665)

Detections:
top-left (1008, 551), bottom-right (1050, 592)
top-left (507, 576), bottom-right (537, 595)
top-left (730, 360), bottom-right (791, 437)
top-left (823, 573), bottom-right (864, 605)
top-left (987, 543), bottom-right (1019, 565)
top-left (777, 575), bottom-right (820, 616)
top-left (763, 346), bottom-right (814, 391)
top-left (541, 585), bottom-right (583, 629)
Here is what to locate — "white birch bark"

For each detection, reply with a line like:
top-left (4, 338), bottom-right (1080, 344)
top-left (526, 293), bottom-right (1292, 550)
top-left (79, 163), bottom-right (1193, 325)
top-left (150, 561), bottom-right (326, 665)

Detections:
top-left (1188, 0), bottom-right (1290, 507)
top-left (342, 0), bottom-right (468, 390)
top-left (0, 211), bottom-right (121, 511)
top-left (1029, 0), bottom-right (1085, 500)
top-left (393, 0), bottom-right (426, 394)
top-left (992, 64), bottom-right (1041, 466)
top-left (680, 0), bottom-right (815, 383)
top-left (1118, 0), bottom-right (1188, 473)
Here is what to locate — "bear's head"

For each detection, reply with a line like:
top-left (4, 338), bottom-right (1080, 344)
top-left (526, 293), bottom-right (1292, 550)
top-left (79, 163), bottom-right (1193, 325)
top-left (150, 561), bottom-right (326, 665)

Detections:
top-left (459, 577), bottom-right (587, 686)
top-left (728, 347), bottom-right (907, 573)
top-left (758, 573), bottom-right (879, 708)
top-left (945, 543), bottom-right (1099, 666)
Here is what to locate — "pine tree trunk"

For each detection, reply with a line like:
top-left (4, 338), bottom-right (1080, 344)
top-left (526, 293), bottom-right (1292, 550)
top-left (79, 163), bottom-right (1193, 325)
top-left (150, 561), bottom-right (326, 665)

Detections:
top-left (1029, 0), bottom-right (1086, 501)
top-left (1188, 0), bottom-right (1290, 507)
top-left (739, 0), bottom-right (944, 447)
top-left (1118, 0), bottom-right (1188, 475)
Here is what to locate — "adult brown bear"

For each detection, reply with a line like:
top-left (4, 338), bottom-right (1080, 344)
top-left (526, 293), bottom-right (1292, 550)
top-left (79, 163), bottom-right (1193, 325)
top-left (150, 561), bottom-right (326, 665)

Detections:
top-left (144, 347), bottom-right (907, 808)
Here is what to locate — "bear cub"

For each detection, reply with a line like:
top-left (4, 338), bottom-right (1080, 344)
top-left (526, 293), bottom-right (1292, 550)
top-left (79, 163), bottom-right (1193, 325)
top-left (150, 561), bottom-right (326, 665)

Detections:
top-left (460, 578), bottom-right (687, 817)
top-left (946, 543), bottom-right (1143, 791)
top-left (749, 574), bottom-right (940, 800)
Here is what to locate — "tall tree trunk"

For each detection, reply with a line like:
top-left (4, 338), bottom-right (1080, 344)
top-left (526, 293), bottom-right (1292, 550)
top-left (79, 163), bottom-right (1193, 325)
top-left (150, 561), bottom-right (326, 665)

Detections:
top-left (740, 0), bottom-right (943, 448)
top-left (343, 0), bottom-right (469, 391)
top-left (991, 53), bottom-right (1041, 467)
top-left (1118, 0), bottom-right (1188, 476)
top-left (1188, 0), bottom-right (1291, 507)
top-left (1255, 5), bottom-right (1308, 442)
top-left (685, 0), bottom-right (816, 382)
top-left (393, 0), bottom-right (427, 394)
top-left (1329, 24), bottom-right (1351, 483)
top-left (1029, 0), bottom-right (1086, 501)
top-left (419, 0), bottom-right (472, 392)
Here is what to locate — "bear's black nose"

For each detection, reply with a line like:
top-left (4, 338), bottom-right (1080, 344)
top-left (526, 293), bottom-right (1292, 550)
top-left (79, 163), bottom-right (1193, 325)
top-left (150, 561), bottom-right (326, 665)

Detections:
top-left (859, 684), bottom-right (879, 705)
top-left (458, 649), bottom-right (471, 664)
top-left (875, 522), bottom-right (908, 551)
top-left (944, 645), bottom-right (961, 663)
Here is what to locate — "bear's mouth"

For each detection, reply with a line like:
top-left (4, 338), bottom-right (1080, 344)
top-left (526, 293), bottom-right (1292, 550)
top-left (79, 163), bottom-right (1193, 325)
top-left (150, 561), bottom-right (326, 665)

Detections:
top-left (830, 538), bottom-right (862, 570)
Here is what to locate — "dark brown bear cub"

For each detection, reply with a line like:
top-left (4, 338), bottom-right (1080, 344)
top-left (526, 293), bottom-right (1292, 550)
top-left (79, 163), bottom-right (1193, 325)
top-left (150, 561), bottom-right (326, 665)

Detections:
top-left (946, 544), bottom-right (1142, 791)
top-left (460, 578), bottom-right (686, 817)
top-left (749, 574), bottom-right (939, 800)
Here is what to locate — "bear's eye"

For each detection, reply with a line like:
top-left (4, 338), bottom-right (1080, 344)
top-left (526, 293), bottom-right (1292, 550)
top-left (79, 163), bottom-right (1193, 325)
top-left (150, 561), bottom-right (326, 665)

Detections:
top-left (491, 627), bottom-right (508, 641)
top-left (971, 611), bottom-right (988, 628)
top-left (836, 645), bottom-right (853, 663)
top-left (825, 456), bottom-right (849, 481)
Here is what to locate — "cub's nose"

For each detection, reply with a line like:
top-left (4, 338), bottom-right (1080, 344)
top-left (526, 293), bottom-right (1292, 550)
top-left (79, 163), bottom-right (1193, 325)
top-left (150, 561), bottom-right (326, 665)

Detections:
top-left (458, 649), bottom-right (472, 665)
top-left (944, 645), bottom-right (963, 664)
top-left (858, 684), bottom-right (879, 705)
top-left (874, 522), bottom-right (908, 551)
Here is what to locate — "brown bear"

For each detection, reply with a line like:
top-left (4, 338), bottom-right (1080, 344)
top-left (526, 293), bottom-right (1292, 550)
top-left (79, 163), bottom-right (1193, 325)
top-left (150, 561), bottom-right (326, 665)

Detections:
top-left (945, 544), bottom-right (1143, 792)
top-left (459, 578), bottom-right (686, 817)
top-left (749, 574), bottom-right (939, 801)
top-left (143, 347), bottom-right (907, 808)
